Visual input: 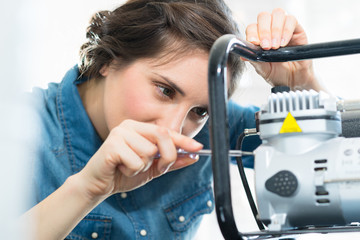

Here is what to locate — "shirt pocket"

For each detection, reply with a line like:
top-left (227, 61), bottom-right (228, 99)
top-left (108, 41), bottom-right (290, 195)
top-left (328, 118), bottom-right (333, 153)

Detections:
top-left (163, 185), bottom-right (215, 232)
top-left (65, 213), bottom-right (112, 240)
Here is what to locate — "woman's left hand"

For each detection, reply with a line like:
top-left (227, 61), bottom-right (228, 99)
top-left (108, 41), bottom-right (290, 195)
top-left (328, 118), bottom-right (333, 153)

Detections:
top-left (245, 8), bottom-right (325, 92)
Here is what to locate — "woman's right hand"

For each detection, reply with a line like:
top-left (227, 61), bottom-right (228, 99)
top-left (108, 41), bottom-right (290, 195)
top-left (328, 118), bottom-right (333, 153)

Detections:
top-left (76, 119), bottom-right (203, 201)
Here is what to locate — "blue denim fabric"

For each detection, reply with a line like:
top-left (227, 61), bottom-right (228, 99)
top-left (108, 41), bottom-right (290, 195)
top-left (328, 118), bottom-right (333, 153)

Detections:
top-left (28, 66), bottom-right (260, 239)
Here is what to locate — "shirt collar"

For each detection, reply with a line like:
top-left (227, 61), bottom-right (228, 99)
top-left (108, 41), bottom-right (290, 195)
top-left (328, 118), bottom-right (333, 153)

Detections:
top-left (56, 65), bottom-right (103, 173)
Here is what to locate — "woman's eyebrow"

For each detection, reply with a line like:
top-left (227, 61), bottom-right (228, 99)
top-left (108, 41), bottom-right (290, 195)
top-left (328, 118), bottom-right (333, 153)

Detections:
top-left (154, 73), bottom-right (185, 96)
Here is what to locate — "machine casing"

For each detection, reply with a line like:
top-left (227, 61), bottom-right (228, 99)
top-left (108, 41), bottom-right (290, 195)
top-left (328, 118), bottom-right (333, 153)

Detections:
top-left (254, 90), bottom-right (360, 230)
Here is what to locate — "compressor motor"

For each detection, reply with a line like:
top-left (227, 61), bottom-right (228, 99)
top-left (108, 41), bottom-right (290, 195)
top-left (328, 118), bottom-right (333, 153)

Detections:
top-left (254, 89), bottom-right (360, 231)
top-left (207, 34), bottom-right (360, 239)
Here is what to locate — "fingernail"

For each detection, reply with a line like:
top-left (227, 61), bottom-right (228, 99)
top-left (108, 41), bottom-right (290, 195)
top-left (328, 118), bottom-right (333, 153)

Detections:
top-left (280, 38), bottom-right (286, 47)
top-left (261, 39), bottom-right (270, 49)
top-left (192, 141), bottom-right (203, 148)
top-left (188, 153), bottom-right (199, 160)
top-left (160, 165), bottom-right (170, 174)
top-left (142, 162), bottom-right (152, 172)
top-left (249, 37), bottom-right (258, 43)
top-left (272, 38), bottom-right (278, 48)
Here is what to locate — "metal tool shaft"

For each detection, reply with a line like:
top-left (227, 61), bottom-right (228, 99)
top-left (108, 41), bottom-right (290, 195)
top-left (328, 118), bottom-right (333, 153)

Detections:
top-left (155, 149), bottom-right (253, 159)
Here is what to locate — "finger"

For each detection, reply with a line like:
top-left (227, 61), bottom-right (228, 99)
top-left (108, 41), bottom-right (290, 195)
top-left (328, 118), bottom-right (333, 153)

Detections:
top-left (125, 120), bottom-right (202, 152)
top-left (123, 133), bottom-right (158, 172)
top-left (122, 121), bottom-right (176, 173)
top-left (248, 61), bottom-right (272, 83)
top-left (168, 129), bottom-right (203, 152)
top-left (280, 15), bottom-right (298, 47)
top-left (271, 8), bottom-right (286, 49)
top-left (111, 125), bottom-right (158, 172)
top-left (115, 146), bottom-right (146, 177)
top-left (246, 23), bottom-right (260, 45)
top-left (120, 120), bottom-right (203, 173)
top-left (155, 128), bottom-right (204, 173)
top-left (153, 127), bottom-right (177, 173)
top-left (257, 11), bottom-right (272, 50)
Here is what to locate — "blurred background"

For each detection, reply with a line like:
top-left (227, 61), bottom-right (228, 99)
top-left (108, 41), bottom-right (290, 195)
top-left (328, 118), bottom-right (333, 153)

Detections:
top-left (1, 0), bottom-right (359, 239)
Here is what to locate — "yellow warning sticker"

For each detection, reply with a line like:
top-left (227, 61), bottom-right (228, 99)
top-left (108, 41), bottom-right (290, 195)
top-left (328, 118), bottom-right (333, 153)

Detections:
top-left (279, 112), bottom-right (302, 133)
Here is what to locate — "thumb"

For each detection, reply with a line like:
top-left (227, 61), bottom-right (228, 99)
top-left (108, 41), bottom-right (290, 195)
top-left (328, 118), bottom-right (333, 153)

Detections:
top-left (249, 61), bottom-right (272, 82)
top-left (241, 56), bottom-right (270, 78)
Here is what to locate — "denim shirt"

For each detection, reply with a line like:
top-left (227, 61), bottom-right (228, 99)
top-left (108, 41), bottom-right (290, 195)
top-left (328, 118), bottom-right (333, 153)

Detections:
top-left (29, 66), bottom-right (261, 240)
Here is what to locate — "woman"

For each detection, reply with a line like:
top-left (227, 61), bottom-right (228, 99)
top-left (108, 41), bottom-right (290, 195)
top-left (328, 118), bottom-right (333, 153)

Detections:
top-left (22, 0), bottom-right (324, 239)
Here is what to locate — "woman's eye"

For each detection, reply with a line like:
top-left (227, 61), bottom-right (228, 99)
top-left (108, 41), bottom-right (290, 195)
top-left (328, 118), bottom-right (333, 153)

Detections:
top-left (192, 107), bottom-right (208, 118)
top-left (157, 85), bottom-right (175, 98)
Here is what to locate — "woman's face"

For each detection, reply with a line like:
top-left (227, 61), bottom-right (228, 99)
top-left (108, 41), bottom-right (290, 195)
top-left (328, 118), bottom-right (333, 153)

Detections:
top-left (101, 52), bottom-right (211, 138)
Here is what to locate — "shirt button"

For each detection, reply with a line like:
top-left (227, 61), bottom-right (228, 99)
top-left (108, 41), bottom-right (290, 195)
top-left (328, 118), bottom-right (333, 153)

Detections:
top-left (140, 229), bottom-right (147, 236)
top-left (178, 215), bottom-right (185, 222)
top-left (91, 232), bottom-right (98, 239)
top-left (120, 192), bottom-right (127, 199)
top-left (207, 200), bottom-right (213, 208)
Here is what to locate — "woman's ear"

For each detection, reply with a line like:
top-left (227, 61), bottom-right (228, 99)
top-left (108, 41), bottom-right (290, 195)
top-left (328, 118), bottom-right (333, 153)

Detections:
top-left (99, 64), bottom-right (109, 77)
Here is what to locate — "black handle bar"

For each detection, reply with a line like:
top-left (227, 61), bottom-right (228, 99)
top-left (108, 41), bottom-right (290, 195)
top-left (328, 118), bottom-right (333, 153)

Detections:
top-left (229, 35), bottom-right (360, 62)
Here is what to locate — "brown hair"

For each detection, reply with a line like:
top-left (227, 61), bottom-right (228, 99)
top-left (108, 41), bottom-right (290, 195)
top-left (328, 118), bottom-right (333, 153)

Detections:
top-left (79, 0), bottom-right (244, 95)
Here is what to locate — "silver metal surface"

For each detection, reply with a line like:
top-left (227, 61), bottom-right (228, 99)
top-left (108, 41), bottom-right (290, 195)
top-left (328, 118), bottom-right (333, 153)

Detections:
top-left (155, 149), bottom-right (253, 159)
top-left (255, 89), bottom-right (360, 230)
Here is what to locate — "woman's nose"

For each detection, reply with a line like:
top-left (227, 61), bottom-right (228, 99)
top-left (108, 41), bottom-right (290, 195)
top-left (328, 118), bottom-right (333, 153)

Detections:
top-left (157, 108), bottom-right (188, 134)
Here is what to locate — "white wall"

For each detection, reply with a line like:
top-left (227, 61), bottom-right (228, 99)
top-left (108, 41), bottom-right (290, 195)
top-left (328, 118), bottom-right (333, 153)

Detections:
top-left (0, 0), bottom-right (40, 238)
top-left (29, 0), bottom-right (360, 101)
top-left (7, 0), bottom-right (360, 239)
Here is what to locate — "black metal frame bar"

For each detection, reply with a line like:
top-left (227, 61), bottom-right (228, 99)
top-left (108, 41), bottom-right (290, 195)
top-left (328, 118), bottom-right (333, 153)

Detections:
top-left (207, 34), bottom-right (360, 240)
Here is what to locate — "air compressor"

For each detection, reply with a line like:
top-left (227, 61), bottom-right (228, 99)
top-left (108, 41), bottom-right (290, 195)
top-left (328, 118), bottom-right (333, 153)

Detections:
top-left (207, 34), bottom-right (360, 239)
